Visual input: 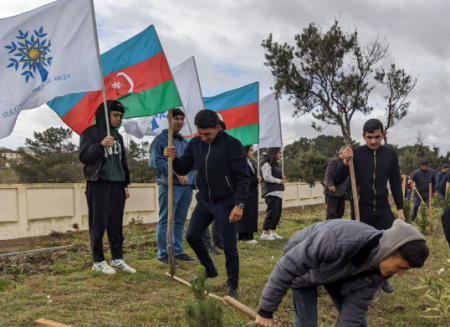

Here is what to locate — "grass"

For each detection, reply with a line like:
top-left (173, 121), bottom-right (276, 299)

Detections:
top-left (1, 204), bottom-right (450, 326)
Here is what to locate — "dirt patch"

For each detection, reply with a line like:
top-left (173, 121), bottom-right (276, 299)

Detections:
top-left (0, 244), bottom-right (88, 278)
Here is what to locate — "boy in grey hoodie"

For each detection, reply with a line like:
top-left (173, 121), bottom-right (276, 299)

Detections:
top-left (255, 219), bottom-right (429, 327)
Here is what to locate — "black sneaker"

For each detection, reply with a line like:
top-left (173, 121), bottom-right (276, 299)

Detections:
top-left (382, 280), bottom-right (394, 294)
top-left (206, 244), bottom-right (220, 255)
top-left (156, 256), bottom-right (179, 266)
top-left (226, 287), bottom-right (238, 300)
top-left (175, 253), bottom-right (195, 262)
top-left (190, 270), bottom-right (218, 284)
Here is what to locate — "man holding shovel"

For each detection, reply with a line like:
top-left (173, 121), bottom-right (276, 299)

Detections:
top-left (149, 108), bottom-right (195, 265)
top-left (163, 109), bottom-right (250, 299)
top-left (255, 219), bottom-right (429, 327)
top-left (333, 119), bottom-right (404, 294)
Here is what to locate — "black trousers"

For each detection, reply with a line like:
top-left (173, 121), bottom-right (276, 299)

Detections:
top-left (325, 195), bottom-right (346, 220)
top-left (441, 206), bottom-right (450, 249)
top-left (185, 194), bottom-right (239, 289)
top-left (238, 232), bottom-right (254, 241)
top-left (351, 202), bottom-right (395, 230)
top-left (202, 220), bottom-right (223, 247)
top-left (86, 181), bottom-right (126, 262)
top-left (262, 196), bottom-right (282, 231)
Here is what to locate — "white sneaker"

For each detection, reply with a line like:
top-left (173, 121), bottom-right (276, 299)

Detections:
top-left (111, 259), bottom-right (137, 274)
top-left (244, 239), bottom-right (258, 244)
top-left (260, 234), bottom-right (275, 241)
top-left (92, 261), bottom-right (116, 275)
top-left (270, 233), bottom-right (283, 240)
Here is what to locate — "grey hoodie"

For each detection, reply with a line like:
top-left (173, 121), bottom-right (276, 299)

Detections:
top-left (258, 219), bottom-right (425, 326)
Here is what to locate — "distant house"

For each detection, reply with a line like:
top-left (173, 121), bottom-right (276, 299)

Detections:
top-left (0, 148), bottom-right (21, 160)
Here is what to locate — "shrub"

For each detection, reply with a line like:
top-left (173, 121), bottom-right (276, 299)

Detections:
top-left (184, 266), bottom-right (223, 327)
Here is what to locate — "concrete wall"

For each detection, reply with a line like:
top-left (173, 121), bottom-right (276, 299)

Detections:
top-left (0, 182), bottom-right (325, 241)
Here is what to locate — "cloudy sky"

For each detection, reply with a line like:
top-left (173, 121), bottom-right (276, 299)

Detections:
top-left (0, 0), bottom-right (449, 154)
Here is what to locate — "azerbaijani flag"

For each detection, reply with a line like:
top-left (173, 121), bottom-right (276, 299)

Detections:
top-left (203, 82), bottom-right (259, 146)
top-left (48, 25), bottom-right (181, 135)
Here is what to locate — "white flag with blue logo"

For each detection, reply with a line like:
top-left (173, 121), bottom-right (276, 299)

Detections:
top-left (0, 0), bottom-right (102, 139)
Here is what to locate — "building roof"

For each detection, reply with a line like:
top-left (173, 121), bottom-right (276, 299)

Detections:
top-left (0, 148), bottom-right (15, 154)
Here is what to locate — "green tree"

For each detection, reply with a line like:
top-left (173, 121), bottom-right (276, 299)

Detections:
top-left (290, 148), bottom-right (329, 187)
top-left (184, 266), bottom-right (223, 327)
top-left (374, 63), bottom-right (417, 145)
top-left (262, 20), bottom-right (389, 143)
top-left (126, 140), bottom-right (155, 183)
top-left (11, 127), bottom-right (83, 183)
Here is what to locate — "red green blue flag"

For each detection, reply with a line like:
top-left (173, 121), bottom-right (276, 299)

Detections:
top-left (203, 82), bottom-right (259, 146)
top-left (48, 25), bottom-right (181, 135)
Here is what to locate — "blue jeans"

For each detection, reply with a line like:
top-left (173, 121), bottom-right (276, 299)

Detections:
top-left (412, 196), bottom-right (429, 221)
top-left (292, 287), bottom-right (367, 327)
top-left (157, 185), bottom-right (193, 258)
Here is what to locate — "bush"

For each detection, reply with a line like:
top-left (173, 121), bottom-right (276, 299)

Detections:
top-left (184, 266), bottom-right (223, 327)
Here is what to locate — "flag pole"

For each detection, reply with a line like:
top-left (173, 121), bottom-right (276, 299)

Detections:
top-left (154, 30), bottom-right (189, 139)
top-left (88, 0), bottom-right (111, 154)
top-left (154, 27), bottom-right (177, 276)
top-left (276, 97), bottom-right (284, 175)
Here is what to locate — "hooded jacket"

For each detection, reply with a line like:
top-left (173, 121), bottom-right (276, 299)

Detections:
top-left (258, 219), bottom-right (425, 326)
top-left (79, 102), bottom-right (130, 186)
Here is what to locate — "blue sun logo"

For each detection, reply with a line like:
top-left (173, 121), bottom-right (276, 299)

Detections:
top-left (4, 27), bottom-right (52, 83)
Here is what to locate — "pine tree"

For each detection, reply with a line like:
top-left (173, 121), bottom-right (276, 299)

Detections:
top-left (184, 266), bottom-right (223, 327)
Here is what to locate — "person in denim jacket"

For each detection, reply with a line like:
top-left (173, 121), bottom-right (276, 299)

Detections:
top-left (149, 108), bottom-right (195, 265)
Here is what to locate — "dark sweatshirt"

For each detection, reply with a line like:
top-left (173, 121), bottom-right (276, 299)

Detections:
top-left (173, 130), bottom-right (250, 206)
top-left (333, 145), bottom-right (403, 211)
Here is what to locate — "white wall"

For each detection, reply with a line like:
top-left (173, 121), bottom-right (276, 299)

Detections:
top-left (0, 182), bottom-right (325, 241)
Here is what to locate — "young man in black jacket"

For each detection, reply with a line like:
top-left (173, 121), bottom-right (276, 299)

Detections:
top-left (79, 100), bottom-right (136, 275)
top-left (164, 110), bottom-right (250, 299)
top-left (333, 119), bottom-right (404, 294)
top-left (333, 119), bottom-right (405, 227)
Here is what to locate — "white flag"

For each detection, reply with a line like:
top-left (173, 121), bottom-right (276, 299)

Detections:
top-left (122, 117), bottom-right (157, 138)
top-left (259, 92), bottom-right (282, 148)
top-left (129, 56), bottom-right (204, 138)
top-left (0, 0), bottom-right (102, 139)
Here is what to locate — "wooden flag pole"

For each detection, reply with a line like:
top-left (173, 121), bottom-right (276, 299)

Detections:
top-left (348, 148), bottom-right (360, 221)
top-left (428, 182), bottom-right (432, 236)
top-left (89, 0), bottom-right (112, 155)
top-left (167, 110), bottom-right (176, 277)
top-left (35, 319), bottom-right (73, 327)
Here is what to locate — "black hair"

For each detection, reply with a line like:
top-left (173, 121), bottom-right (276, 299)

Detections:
top-left (244, 145), bottom-right (253, 154)
top-left (267, 147), bottom-right (281, 165)
top-left (395, 240), bottom-right (429, 268)
top-left (218, 120), bottom-right (227, 130)
top-left (194, 110), bottom-right (218, 129)
top-left (171, 108), bottom-right (185, 118)
top-left (363, 119), bottom-right (384, 135)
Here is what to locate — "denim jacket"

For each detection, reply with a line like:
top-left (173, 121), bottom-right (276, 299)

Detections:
top-left (149, 129), bottom-right (194, 186)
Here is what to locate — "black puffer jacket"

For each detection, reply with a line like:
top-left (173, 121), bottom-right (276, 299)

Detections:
top-left (173, 130), bottom-right (250, 205)
top-left (79, 103), bottom-right (130, 186)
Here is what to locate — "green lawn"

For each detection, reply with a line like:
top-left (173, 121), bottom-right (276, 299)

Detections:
top-left (1, 204), bottom-right (449, 326)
